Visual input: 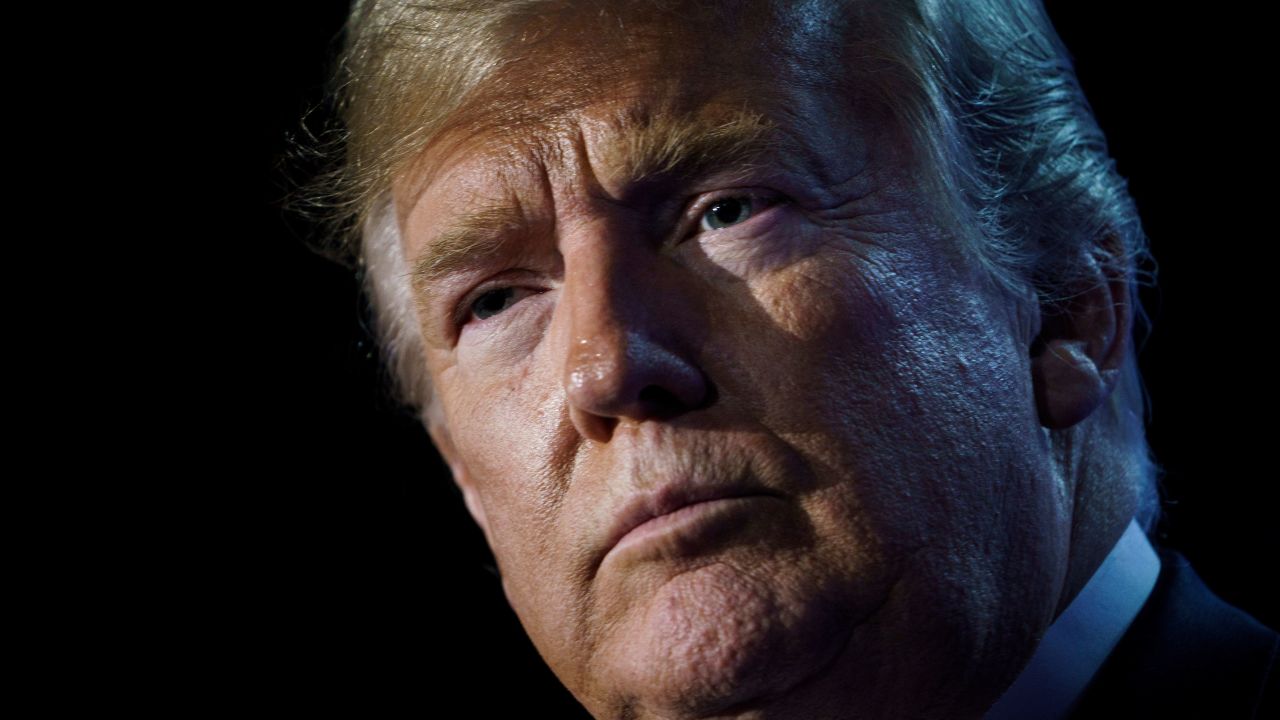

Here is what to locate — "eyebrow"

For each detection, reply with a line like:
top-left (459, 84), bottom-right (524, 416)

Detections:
top-left (410, 203), bottom-right (527, 292)
top-left (410, 107), bottom-right (780, 291)
top-left (600, 105), bottom-right (780, 185)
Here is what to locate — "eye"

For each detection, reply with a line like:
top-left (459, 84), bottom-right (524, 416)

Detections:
top-left (452, 271), bottom-right (551, 333)
top-left (699, 196), bottom-right (756, 232)
top-left (468, 286), bottom-right (531, 322)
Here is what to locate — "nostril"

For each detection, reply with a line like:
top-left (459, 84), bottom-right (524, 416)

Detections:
top-left (637, 378), bottom-right (715, 418)
top-left (637, 381), bottom-right (680, 415)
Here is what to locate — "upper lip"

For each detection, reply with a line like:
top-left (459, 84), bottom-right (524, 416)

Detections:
top-left (600, 478), bottom-right (774, 564)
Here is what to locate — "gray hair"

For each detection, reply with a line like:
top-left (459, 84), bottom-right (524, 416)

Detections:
top-left (312, 0), bottom-right (1161, 532)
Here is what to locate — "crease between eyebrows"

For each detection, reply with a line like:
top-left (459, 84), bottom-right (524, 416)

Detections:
top-left (410, 106), bottom-right (782, 292)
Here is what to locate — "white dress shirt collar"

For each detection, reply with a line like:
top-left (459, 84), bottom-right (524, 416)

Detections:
top-left (984, 518), bottom-right (1161, 720)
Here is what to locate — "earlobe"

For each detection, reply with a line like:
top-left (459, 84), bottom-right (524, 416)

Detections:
top-left (457, 472), bottom-right (495, 552)
top-left (1030, 238), bottom-right (1133, 430)
top-left (1032, 336), bottom-right (1121, 428)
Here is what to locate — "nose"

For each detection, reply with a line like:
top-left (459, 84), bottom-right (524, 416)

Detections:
top-left (559, 229), bottom-right (711, 442)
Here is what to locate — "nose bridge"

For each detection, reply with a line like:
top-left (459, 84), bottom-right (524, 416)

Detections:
top-left (557, 215), bottom-right (709, 441)
top-left (561, 218), bottom-right (654, 390)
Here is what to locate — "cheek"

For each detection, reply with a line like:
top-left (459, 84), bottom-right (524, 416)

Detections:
top-left (440, 366), bottom-right (590, 685)
top-left (738, 238), bottom-right (1047, 529)
top-left (439, 349), bottom-right (567, 553)
top-left (754, 249), bottom-right (888, 344)
top-left (712, 245), bottom-right (900, 417)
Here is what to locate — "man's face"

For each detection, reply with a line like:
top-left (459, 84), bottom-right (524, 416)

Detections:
top-left (396, 4), bottom-right (1072, 718)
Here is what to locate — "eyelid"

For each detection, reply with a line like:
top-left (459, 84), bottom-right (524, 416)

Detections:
top-left (454, 280), bottom-right (507, 330)
top-left (682, 188), bottom-right (785, 238)
top-left (452, 273), bottom-right (547, 332)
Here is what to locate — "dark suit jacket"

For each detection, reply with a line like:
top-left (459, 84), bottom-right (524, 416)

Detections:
top-left (1069, 549), bottom-right (1278, 719)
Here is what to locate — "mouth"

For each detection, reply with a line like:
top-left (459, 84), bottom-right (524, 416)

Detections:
top-left (601, 482), bottom-right (781, 566)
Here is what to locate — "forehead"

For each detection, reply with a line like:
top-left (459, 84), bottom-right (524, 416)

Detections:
top-left (391, 0), bottom-right (893, 208)
top-left (391, 1), bottom-right (924, 333)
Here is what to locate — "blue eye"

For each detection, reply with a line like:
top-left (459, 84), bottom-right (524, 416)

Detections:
top-left (470, 287), bottom-right (521, 320)
top-left (699, 197), bottom-right (754, 231)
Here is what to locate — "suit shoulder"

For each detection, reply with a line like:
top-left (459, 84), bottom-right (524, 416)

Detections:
top-left (1071, 548), bottom-right (1278, 719)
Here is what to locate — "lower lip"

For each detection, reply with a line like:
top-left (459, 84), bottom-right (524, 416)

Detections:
top-left (608, 496), bottom-right (771, 562)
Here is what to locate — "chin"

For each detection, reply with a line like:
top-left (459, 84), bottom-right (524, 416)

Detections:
top-left (582, 562), bottom-right (857, 720)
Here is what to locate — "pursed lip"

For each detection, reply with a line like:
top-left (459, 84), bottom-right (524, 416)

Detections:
top-left (600, 479), bottom-right (778, 566)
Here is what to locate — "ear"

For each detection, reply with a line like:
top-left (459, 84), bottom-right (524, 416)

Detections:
top-left (426, 402), bottom-right (495, 549)
top-left (1031, 235), bottom-right (1134, 429)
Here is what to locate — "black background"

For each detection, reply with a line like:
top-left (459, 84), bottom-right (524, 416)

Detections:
top-left (198, 1), bottom-right (1277, 714)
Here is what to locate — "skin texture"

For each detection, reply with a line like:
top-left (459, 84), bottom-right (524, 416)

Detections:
top-left (392, 3), bottom-right (1135, 718)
